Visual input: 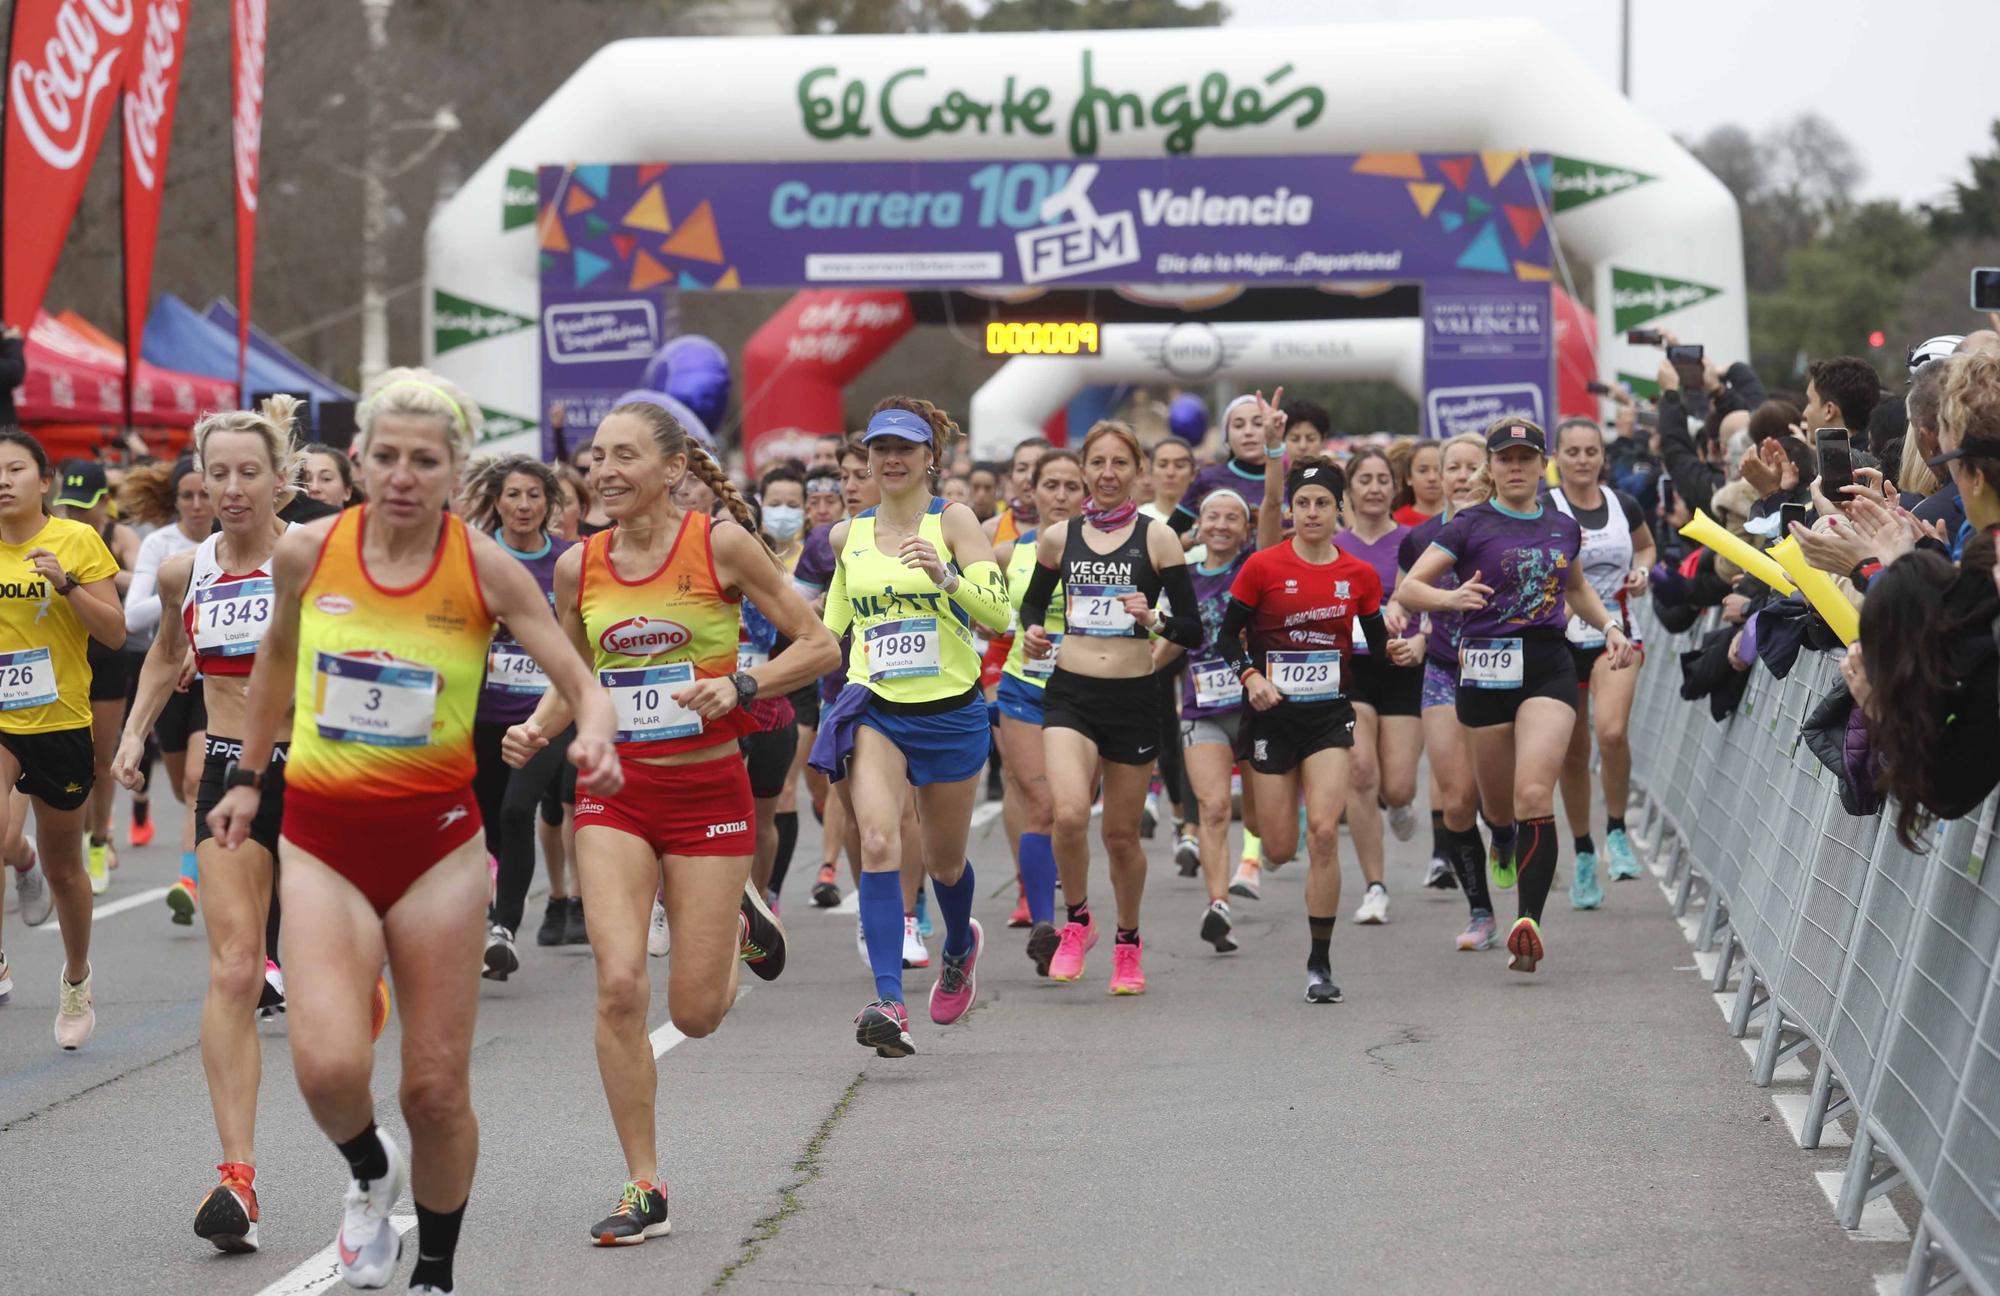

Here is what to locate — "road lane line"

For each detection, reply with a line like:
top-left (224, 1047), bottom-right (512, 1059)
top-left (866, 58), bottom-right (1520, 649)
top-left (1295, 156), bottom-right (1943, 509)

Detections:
top-left (256, 1213), bottom-right (417, 1296)
top-left (39, 886), bottom-right (170, 931)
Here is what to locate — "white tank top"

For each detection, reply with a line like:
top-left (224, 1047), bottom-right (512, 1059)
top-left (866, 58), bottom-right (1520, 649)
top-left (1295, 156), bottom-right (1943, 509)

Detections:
top-left (1550, 487), bottom-right (1637, 647)
top-left (180, 526), bottom-right (294, 674)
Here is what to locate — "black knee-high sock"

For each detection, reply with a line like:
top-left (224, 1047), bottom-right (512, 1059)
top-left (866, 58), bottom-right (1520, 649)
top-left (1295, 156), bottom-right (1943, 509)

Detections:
top-left (1516, 815), bottom-right (1559, 922)
top-left (1483, 814), bottom-right (1515, 860)
top-left (770, 811), bottom-right (799, 897)
top-left (1448, 827), bottom-right (1493, 913)
top-left (265, 880), bottom-right (282, 966)
top-left (1308, 914), bottom-right (1336, 969)
top-left (1429, 809), bottom-right (1446, 859)
top-left (409, 1198), bottom-right (467, 1291)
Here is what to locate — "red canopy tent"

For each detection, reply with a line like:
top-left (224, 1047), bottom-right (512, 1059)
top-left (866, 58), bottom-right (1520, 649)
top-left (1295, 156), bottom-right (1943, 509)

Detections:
top-left (11, 312), bottom-right (237, 460)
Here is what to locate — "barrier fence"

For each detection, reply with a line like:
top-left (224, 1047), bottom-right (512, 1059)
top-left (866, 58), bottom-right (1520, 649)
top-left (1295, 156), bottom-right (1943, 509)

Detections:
top-left (1625, 603), bottom-right (2000, 1296)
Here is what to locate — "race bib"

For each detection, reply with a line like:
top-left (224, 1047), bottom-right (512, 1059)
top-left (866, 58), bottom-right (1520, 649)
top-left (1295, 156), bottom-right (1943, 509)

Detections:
top-left (0, 647), bottom-right (57, 712)
top-left (865, 618), bottom-right (939, 682)
top-left (1565, 613), bottom-right (1604, 649)
top-left (314, 653), bottom-right (438, 747)
top-left (1460, 638), bottom-right (1525, 689)
top-left (1267, 650), bottom-right (1342, 703)
top-left (485, 642), bottom-right (549, 696)
top-left (600, 661), bottom-right (702, 744)
top-left (1191, 659), bottom-right (1243, 708)
top-left (193, 577), bottom-right (275, 657)
top-left (737, 644), bottom-right (771, 673)
top-left (1023, 631), bottom-right (1060, 679)
top-left (1068, 584), bottom-right (1138, 637)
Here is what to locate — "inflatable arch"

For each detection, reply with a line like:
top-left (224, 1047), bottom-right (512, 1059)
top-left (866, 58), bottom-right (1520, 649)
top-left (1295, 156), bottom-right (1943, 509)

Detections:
top-left (425, 19), bottom-right (1745, 458)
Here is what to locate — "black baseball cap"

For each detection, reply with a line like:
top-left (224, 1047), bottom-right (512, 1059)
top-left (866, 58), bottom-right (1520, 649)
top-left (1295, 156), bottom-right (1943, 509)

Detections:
top-left (54, 460), bottom-right (108, 508)
top-left (1927, 433), bottom-right (2000, 469)
top-left (1486, 422), bottom-right (1545, 453)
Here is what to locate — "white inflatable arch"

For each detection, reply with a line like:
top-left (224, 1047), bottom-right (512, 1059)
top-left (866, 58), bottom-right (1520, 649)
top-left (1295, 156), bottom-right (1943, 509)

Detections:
top-left (426, 19), bottom-right (1745, 458)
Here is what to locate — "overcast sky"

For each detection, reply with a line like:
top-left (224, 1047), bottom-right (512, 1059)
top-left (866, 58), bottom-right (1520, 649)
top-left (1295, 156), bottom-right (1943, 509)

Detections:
top-left (1221, 0), bottom-right (1997, 206)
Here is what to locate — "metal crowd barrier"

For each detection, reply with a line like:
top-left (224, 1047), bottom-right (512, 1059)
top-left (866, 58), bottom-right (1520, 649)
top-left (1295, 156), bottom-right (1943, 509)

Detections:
top-left (1625, 602), bottom-right (2000, 1296)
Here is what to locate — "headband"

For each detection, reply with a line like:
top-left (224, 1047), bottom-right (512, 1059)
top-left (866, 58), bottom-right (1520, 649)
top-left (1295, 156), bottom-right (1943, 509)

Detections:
top-left (375, 379), bottom-right (470, 437)
top-left (1224, 394), bottom-right (1260, 417)
top-left (806, 474), bottom-right (842, 496)
top-left (1199, 488), bottom-right (1251, 518)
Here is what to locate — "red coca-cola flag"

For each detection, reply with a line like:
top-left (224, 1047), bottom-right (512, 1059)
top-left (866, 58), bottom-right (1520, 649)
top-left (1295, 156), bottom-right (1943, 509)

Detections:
top-left (229, 0), bottom-right (264, 396)
top-left (3, 1), bottom-right (138, 329)
top-left (120, 0), bottom-right (190, 419)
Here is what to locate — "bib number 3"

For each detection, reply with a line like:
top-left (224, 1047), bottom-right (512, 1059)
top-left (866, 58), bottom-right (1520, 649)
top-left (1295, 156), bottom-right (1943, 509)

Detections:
top-left (314, 653), bottom-right (439, 747)
top-left (1460, 638), bottom-right (1525, 689)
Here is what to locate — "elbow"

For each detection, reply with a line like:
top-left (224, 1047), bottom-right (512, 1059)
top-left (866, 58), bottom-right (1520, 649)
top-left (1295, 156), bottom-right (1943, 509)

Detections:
top-left (97, 623), bottom-right (127, 652)
top-left (806, 622), bottom-right (843, 676)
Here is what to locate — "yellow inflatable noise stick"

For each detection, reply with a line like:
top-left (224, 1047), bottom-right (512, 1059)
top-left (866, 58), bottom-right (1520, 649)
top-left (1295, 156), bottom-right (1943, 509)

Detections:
top-left (1767, 535), bottom-right (1861, 644)
top-left (1678, 508), bottom-right (1798, 596)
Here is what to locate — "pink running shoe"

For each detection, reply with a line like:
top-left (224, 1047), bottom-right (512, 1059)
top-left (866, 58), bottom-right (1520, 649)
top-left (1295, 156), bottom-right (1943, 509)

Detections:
top-left (1047, 914), bottom-right (1099, 983)
top-left (928, 919), bottom-right (983, 1025)
top-left (1109, 939), bottom-right (1146, 995)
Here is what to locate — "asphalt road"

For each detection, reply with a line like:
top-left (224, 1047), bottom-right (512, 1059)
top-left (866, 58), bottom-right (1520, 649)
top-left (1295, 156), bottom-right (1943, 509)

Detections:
top-left (0, 779), bottom-right (1914, 1295)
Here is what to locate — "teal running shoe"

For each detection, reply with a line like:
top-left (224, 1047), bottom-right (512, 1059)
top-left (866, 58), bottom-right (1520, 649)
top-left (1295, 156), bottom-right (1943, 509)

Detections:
top-left (1605, 828), bottom-right (1642, 880)
top-left (1570, 851), bottom-right (1604, 910)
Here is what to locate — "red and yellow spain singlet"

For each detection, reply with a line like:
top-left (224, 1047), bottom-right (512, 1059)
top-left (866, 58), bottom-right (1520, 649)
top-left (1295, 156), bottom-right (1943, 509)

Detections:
top-left (287, 508), bottom-right (494, 798)
top-left (579, 510), bottom-right (749, 757)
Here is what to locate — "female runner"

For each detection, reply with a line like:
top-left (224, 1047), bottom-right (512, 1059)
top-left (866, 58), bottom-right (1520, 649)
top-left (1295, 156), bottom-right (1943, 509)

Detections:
top-left (112, 397), bottom-right (311, 1250)
top-left (994, 450), bottom-right (1084, 973)
top-left (119, 456), bottom-right (211, 920)
top-left (1332, 447), bottom-right (1426, 925)
top-left (1548, 418), bottom-right (1655, 906)
top-left (1225, 456), bottom-right (1392, 1002)
top-left (0, 431), bottom-right (123, 1048)
top-left (506, 399), bottom-right (833, 1245)
top-left (1151, 489), bottom-right (1254, 953)
top-left (209, 372), bottom-right (622, 1291)
top-left (301, 443), bottom-right (362, 510)
top-left (54, 462), bottom-right (136, 893)
top-left (1390, 438), bottom-right (1446, 527)
top-left (811, 400), bottom-right (1012, 1053)
top-left (459, 453), bottom-right (575, 980)
top-left (746, 464), bottom-right (810, 907)
top-left (1172, 395), bottom-right (1270, 543)
top-left (1020, 422), bottom-right (1202, 994)
top-left (1398, 420), bottom-right (1634, 974)
top-left (1397, 434), bottom-right (1500, 948)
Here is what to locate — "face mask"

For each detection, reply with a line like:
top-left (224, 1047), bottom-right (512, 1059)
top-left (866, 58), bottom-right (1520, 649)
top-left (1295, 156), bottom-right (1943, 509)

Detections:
top-left (763, 504), bottom-right (805, 541)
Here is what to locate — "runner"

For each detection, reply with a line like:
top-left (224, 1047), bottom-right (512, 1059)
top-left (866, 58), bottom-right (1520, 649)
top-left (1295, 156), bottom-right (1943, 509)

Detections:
top-left (119, 456), bottom-right (211, 922)
top-left (1395, 434), bottom-right (1499, 949)
top-left (1171, 395), bottom-right (1270, 544)
top-left (794, 441), bottom-right (867, 909)
top-left (1137, 438), bottom-right (1197, 854)
top-left (0, 431), bottom-right (124, 1048)
top-left (300, 443), bottom-right (362, 510)
top-left (1150, 489), bottom-right (1254, 954)
top-left (810, 399), bottom-right (1013, 1054)
top-left (780, 466), bottom-right (843, 904)
top-left (994, 450), bottom-right (1084, 973)
top-left (1396, 419), bottom-right (1635, 974)
top-left (1019, 421), bottom-right (1202, 994)
top-left (459, 453), bottom-right (575, 982)
top-left (1222, 453), bottom-right (1392, 1003)
top-left (1390, 438), bottom-right (1446, 527)
top-left (505, 397), bottom-right (831, 1245)
top-left (984, 436), bottom-right (1051, 545)
top-left (1331, 446), bottom-right (1425, 925)
top-left (208, 370), bottom-right (623, 1291)
top-left (112, 397), bottom-right (312, 1250)
top-left (1548, 418), bottom-right (1656, 907)
top-left (54, 460), bottom-right (137, 895)
top-left (742, 465), bottom-right (811, 908)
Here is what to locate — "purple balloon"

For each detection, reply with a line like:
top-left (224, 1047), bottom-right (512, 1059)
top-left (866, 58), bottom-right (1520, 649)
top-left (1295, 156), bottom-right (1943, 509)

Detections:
top-left (1169, 394), bottom-right (1208, 444)
top-left (641, 336), bottom-right (731, 439)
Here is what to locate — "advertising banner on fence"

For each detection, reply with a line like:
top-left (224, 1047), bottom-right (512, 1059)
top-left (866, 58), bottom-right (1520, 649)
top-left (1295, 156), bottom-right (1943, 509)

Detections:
top-left (1422, 278), bottom-right (1554, 440)
top-left (121, 0), bottom-right (190, 415)
top-left (535, 152), bottom-right (1553, 296)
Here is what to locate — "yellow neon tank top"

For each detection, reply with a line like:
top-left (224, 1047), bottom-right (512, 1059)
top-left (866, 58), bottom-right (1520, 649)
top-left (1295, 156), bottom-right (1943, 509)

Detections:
top-left (1001, 529), bottom-right (1065, 690)
top-left (840, 497), bottom-right (979, 702)
top-left (579, 510), bottom-right (750, 756)
top-left (289, 508), bottom-right (493, 797)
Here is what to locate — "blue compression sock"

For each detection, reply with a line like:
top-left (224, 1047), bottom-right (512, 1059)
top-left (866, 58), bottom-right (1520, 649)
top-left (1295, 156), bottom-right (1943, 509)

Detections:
top-left (858, 870), bottom-right (905, 1003)
top-left (1019, 832), bottom-right (1057, 926)
top-left (932, 863), bottom-right (976, 959)
top-left (180, 851), bottom-right (199, 884)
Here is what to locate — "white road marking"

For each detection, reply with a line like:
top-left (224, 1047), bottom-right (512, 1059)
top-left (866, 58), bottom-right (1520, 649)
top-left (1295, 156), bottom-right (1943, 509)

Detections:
top-left (257, 1214), bottom-right (417, 1296)
top-left (1814, 1171), bottom-right (1910, 1243)
top-left (1772, 1092), bottom-right (1851, 1149)
top-left (650, 986), bottom-right (748, 1058)
top-left (834, 888), bottom-right (858, 914)
top-left (1876, 1274), bottom-right (1904, 1296)
top-left (1714, 992), bottom-right (1736, 1022)
top-left (40, 886), bottom-right (170, 932)
top-left (1692, 949), bottom-right (1721, 982)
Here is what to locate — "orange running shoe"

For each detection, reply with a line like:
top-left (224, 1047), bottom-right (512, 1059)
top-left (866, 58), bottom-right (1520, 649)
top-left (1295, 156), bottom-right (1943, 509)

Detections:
top-left (129, 804), bottom-right (155, 847)
top-left (194, 1161), bottom-right (260, 1252)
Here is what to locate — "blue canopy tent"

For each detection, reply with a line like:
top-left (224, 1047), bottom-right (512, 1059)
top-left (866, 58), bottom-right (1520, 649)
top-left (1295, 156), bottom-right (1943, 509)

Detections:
top-left (141, 295), bottom-right (346, 428)
top-left (202, 299), bottom-right (355, 402)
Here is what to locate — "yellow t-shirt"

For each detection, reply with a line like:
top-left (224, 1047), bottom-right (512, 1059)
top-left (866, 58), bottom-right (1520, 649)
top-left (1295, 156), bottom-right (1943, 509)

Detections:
top-left (0, 516), bottom-right (119, 733)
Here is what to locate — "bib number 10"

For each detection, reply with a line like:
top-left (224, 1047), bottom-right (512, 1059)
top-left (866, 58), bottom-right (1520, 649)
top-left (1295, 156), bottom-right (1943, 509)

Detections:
top-left (600, 662), bottom-right (702, 744)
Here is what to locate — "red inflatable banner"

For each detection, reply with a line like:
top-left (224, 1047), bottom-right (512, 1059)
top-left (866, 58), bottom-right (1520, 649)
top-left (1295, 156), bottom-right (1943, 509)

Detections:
top-left (3, 0), bottom-right (136, 327)
top-left (740, 290), bottom-right (912, 470)
top-left (120, 0), bottom-right (190, 415)
top-left (229, 0), bottom-right (264, 394)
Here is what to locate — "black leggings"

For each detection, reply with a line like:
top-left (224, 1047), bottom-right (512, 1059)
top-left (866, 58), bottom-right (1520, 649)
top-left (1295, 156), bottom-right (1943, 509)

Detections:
top-left (1154, 667), bottom-right (1186, 820)
top-left (472, 719), bottom-right (576, 934)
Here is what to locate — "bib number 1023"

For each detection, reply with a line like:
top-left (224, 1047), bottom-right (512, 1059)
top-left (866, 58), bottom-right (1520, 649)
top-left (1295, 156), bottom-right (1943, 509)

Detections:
top-left (1266, 650), bottom-right (1341, 703)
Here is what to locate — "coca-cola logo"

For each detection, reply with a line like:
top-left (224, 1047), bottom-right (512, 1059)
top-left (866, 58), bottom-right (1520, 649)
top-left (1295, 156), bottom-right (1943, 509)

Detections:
top-left (123, 0), bottom-right (184, 191)
top-left (8, 0), bottom-right (135, 171)
top-left (232, 0), bottom-right (266, 213)
top-left (598, 616), bottom-right (691, 658)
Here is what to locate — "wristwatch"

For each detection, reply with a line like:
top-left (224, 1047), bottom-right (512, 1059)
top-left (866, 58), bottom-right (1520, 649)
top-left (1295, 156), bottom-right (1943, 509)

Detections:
top-left (730, 671), bottom-right (759, 708)
top-left (222, 759), bottom-right (264, 792)
top-left (55, 573), bottom-right (77, 595)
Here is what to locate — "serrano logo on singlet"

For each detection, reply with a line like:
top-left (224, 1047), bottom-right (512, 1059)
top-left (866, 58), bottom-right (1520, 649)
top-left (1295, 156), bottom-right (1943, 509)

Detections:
top-left (314, 594), bottom-right (355, 615)
top-left (599, 616), bottom-right (692, 657)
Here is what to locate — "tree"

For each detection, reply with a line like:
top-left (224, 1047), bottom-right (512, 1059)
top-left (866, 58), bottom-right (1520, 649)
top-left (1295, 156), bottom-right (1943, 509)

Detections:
top-left (977, 0), bottom-right (1225, 30)
top-left (1689, 113), bottom-right (1864, 295)
top-left (786, 0), bottom-right (974, 34)
top-left (1924, 120), bottom-right (2000, 241)
top-left (1749, 200), bottom-right (1932, 384)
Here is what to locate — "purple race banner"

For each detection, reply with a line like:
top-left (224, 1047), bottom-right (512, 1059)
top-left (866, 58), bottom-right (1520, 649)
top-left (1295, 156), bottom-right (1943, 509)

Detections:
top-left (538, 285), bottom-right (675, 462)
top-left (534, 153), bottom-right (1554, 295)
top-left (1422, 279), bottom-right (1554, 439)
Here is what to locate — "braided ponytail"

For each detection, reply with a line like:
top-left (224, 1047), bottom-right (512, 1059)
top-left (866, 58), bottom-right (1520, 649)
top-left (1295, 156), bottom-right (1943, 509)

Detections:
top-left (608, 399), bottom-right (783, 572)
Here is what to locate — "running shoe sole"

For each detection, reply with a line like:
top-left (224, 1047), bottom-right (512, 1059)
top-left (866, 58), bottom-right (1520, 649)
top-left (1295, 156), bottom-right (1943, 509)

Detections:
top-left (1025, 921), bottom-right (1060, 977)
top-left (739, 886), bottom-right (788, 981)
top-left (194, 1189), bottom-right (258, 1253)
top-left (1305, 978), bottom-right (1343, 1004)
top-left (1507, 919), bottom-right (1544, 973)
top-left (1174, 840), bottom-right (1200, 877)
top-left (482, 940), bottom-right (519, 981)
top-left (1228, 880), bottom-right (1260, 900)
top-left (1199, 907), bottom-right (1237, 953)
top-left (594, 1217), bottom-right (671, 1246)
top-left (811, 882), bottom-right (842, 907)
top-left (166, 885), bottom-right (196, 925)
top-left (855, 1006), bottom-right (915, 1058)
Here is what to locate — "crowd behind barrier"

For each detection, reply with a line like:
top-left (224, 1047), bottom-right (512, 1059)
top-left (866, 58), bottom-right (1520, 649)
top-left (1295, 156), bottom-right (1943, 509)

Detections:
top-left (1626, 600), bottom-right (2000, 1296)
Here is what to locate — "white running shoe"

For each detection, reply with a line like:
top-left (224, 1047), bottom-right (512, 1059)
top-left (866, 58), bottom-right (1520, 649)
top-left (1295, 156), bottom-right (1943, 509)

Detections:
top-left (1353, 884), bottom-right (1390, 925)
top-left (482, 924), bottom-right (520, 981)
top-left (0, 953), bottom-right (12, 1004)
top-left (55, 967), bottom-right (93, 1049)
top-left (1387, 802), bottom-right (1418, 842)
top-left (647, 898), bottom-right (669, 958)
top-left (1228, 861), bottom-right (1262, 900)
top-left (14, 850), bottom-right (49, 927)
top-left (902, 914), bottom-right (930, 969)
top-left (855, 918), bottom-right (870, 967)
top-left (336, 1129), bottom-right (406, 1289)
top-left (1139, 792), bottom-right (1160, 839)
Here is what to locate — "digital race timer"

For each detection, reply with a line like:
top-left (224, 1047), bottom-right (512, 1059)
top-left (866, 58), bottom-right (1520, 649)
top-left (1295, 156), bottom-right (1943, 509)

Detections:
top-left (984, 322), bottom-right (1101, 356)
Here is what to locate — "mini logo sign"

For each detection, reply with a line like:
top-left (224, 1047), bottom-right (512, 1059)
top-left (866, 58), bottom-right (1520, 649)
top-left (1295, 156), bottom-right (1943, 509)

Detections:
top-left (599, 616), bottom-right (692, 657)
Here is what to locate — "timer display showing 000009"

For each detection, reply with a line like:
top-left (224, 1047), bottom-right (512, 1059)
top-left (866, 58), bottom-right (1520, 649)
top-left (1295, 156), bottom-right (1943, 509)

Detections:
top-left (984, 321), bottom-right (1101, 356)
